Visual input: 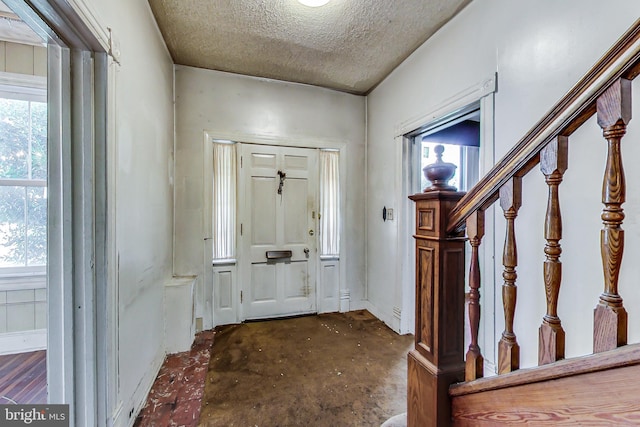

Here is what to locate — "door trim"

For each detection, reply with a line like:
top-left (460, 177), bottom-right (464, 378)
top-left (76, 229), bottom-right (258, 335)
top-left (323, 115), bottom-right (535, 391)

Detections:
top-left (395, 78), bottom-right (497, 375)
top-left (203, 129), bottom-right (348, 328)
top-left (3, 0), bottom-right (112, 424)
top-left (238, 143), bottom-right (318, 321)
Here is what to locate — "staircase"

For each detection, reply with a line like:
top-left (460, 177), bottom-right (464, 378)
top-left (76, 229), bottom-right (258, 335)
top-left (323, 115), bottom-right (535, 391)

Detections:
top-left (407, 18), bottom-right (640, 427)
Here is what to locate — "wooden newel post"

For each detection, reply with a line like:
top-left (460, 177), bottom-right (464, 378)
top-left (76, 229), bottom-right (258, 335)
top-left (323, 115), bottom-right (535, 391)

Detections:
top-left (407, 145), bottom-right (466, 427)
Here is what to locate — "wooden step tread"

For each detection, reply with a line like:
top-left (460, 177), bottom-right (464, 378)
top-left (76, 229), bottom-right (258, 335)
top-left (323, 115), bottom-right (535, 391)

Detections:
top-left (450, 342), bottom-right (640, 397)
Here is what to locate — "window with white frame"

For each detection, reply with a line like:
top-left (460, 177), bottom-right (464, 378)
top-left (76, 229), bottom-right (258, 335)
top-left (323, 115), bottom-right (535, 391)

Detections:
top-left (416, 110), bottom-right (480, 193)
top-left (0, 87), bottom-right (47, 274)
top-left (320, 150), bottom-right (339, 257)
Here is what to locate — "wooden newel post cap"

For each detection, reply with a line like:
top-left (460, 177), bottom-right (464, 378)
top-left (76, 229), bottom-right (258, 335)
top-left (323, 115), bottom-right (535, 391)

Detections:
top-left (423, 144), bottom-right (457, 192)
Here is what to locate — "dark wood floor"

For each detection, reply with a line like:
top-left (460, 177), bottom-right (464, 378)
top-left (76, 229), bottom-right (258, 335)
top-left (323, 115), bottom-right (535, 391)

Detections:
top-left (135, 331), bottom-right (216, 427)
top-left (0, 350), bottom-right (47, 404)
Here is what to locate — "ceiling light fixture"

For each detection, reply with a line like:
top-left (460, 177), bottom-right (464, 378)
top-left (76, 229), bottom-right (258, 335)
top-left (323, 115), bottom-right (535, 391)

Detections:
top-left (298, 0), bottom-right (330, 7)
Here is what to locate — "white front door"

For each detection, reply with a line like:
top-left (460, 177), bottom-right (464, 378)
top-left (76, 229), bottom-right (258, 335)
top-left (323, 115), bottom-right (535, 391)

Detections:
top-left (240, 144), bottom-right (318, 320)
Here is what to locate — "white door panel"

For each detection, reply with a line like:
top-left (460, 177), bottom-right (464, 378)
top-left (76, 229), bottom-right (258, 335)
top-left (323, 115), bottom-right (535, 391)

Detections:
top-left (241, 144), bottom-right (318, 319)
top-left (251, 177), bottom-right (276, 245)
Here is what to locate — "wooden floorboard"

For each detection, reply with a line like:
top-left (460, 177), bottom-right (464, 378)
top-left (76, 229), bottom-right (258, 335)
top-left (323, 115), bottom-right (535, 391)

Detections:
top-left (0, 350), bottom-right (47, 404)
top-left (134, 331), bottom-right (216, 427)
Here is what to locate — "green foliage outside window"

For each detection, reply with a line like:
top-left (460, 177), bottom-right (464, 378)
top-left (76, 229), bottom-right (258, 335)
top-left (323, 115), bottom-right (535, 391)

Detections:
top-left (0, 98), bottom-right (47, 268)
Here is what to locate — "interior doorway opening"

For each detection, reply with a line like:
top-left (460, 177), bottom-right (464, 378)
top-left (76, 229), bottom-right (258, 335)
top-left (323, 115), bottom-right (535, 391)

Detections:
top-left (398, 92), bottom-right (496, 354)
top-left (0, 0), bottom-right (48, 405)
top-left (0, 0), bottom-right (113, 424)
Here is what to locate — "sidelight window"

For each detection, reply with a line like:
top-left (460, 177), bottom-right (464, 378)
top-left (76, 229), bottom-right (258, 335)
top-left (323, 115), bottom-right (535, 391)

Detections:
top-left (212, 141), bottom-right (237, 260)
top-left (319, 149), bottom-right (339, 257)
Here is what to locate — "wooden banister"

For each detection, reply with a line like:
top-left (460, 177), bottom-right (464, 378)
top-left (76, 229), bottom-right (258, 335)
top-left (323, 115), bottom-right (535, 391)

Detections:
top-left (498, 178), bottom-right (521, 374)
top-left (465, 210), bottom-right (484, 381)
top-left (408, 18), bottom-right (640, 427)
top-left (594, 77), bottom-right (631, 353)
top-left (538, 136), bottom-right (567, 365)
top-left (446, 18), bottom-right (640, 235)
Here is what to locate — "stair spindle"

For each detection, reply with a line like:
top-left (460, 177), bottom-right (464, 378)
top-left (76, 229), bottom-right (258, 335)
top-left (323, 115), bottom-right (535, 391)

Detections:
top-left (498, 177), bottom-right (521, 374)
top-left (465, 210), bottom-right (484, 381)
top-left (538, 136), bottom-right (568, 365)
top-left (594, 78), bottom-right (631, 353)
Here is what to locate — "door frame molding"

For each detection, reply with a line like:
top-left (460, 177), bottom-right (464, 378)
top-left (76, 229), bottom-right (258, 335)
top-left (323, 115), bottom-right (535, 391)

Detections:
top-left (3, 0), bottom-right (114, 425)
top-left (203, 129), bottom-right (348, 328)
top-left (394, 74), bottom-right (497, 374)
top-left (237, 143), bottom-right (319, 321)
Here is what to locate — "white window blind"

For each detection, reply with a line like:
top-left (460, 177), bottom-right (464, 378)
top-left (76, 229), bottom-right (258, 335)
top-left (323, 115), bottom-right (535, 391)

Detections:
top-left (320, 150), bottom-right (340, 257)
top-left (212, 142), bottom-right (236, 260)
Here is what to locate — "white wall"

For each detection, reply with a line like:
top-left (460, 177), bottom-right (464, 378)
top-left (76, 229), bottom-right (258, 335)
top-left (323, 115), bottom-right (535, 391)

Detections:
top-left (174, 66), bottom-right (366, 327)
top-left (367, 0), bottom-right (640, 370)
top-left (77, 0), bottom-right (174, 424)
top-left (0, 41), bottom-right (46, 75)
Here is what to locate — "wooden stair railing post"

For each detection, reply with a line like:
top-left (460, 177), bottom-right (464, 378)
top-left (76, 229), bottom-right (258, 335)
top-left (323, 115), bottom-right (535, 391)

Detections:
top-left (498, 177), bottom-right (521, 374)
top-left (594, 77), bottom-right (631, 353)
top-left (408, 190), bottom-right (466, 427)
top-left (465, 209), bottom-right (484, 381)
top-left (538, 136), bottom-right (568, 365)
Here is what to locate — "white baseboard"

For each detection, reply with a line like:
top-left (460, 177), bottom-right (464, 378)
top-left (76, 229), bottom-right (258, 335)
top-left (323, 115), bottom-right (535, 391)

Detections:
top-left (364, 301), bottom-right (400, 333)
top-left (0, 329), bottom-right (46, 355)
top-left (339, 289), bottom-right (351, 312)
top-left (347, 300), bottom-right (367, 312)
top-left (112, 350), bottom-right (165, 427)
top-left (109, 402), bottom-right (123, 427)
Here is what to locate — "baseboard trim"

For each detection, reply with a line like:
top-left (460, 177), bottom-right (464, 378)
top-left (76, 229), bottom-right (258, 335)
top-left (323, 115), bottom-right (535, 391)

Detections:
top-left (112, 350), bottom-right (165, 427)
top-left (364, 301), bottom-right (399, 333)
top-left (339, 289), bottom-right (351, 312)
top-left (0, 329), bottom-right (46, 355)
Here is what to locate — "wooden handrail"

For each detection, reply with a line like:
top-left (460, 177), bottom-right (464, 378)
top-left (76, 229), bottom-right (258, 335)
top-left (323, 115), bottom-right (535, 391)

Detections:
top-left (447, 18), bottom-right (640, 234)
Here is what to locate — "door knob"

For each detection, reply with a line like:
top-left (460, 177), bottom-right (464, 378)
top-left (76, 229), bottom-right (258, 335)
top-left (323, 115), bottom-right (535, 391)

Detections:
top-left (309, 229), bottom-right (314, 236)
top-left (304, 248), bottom-right (310, 256)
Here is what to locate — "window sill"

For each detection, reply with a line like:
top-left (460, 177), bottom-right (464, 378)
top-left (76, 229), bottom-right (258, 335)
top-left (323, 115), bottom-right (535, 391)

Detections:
top-left (0, 272), bottom-right (46, 291)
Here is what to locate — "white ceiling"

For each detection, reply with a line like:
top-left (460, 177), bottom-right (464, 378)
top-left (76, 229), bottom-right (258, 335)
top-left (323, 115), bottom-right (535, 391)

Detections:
top-left (148, 0), bottom-right (471, 95)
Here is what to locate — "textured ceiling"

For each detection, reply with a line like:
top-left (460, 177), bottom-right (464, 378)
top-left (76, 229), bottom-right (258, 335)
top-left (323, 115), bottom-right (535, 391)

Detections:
top-left (148, 0), bottom-right (471, 95)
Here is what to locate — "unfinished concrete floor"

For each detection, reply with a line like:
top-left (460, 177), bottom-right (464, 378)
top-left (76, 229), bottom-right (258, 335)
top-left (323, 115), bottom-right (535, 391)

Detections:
top-left (199, 310), bottom-right (413, 427)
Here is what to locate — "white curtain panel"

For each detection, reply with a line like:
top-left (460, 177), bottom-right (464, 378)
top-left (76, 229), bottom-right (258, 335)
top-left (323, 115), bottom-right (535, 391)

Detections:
top-left (320, 150), bottom-right (340, 256)
top-left (213, 143), bottom-right (236, 259)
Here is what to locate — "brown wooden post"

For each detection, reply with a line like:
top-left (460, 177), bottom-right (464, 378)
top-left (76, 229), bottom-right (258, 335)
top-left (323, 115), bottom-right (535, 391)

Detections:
top-left (407, 190), bottom-right (466, 427)
top-left (465, 209), bottom-right (484, 381)
top-left (594, 78), bottom-right (631, 353)
top-left (538, 136), bottom-right (568, 365)
top-left (498, 177), bottom-right (521, 374)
